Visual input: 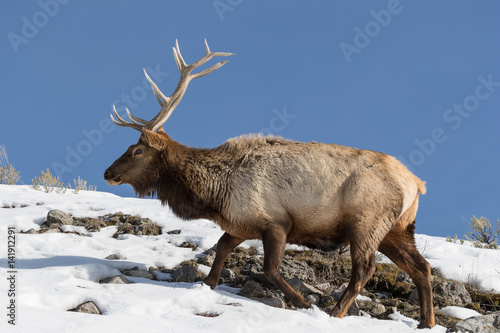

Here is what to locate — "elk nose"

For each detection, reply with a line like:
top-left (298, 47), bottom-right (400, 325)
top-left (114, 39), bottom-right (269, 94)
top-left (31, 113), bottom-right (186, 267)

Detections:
top-left (103, 170), bottom-right (109, 180)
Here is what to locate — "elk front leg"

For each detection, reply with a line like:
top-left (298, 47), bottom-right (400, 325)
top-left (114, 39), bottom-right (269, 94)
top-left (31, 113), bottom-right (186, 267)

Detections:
top-left (262, 228), bottom-right (311, 309)
top-left (203, 232), bottom-right (244, 289)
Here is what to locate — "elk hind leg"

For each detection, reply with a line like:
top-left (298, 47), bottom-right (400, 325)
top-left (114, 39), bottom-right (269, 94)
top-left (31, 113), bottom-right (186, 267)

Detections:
top-left (379, 224), bottom-right (435, 328)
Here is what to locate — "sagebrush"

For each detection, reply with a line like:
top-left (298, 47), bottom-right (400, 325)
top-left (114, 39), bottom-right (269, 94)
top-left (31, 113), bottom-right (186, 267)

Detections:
top-left (73, 176), bottom-right (97, 193)
top-left (32, 169), bottom-right (69, 193)
top-left (464, 216), bottom-right (499, 249)
top-left (0, 145), bottom-right (21, 185)
top-left (32, 169), bottom-right (97, 194)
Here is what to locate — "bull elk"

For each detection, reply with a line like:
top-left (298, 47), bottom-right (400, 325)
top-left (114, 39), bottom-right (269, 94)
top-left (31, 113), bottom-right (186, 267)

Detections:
top-left (104, 39), bottom-right (435, 328)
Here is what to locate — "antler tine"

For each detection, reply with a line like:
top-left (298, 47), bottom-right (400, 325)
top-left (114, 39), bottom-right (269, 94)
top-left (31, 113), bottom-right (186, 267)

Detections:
top-left (173, 39), bottom-right (187, 72)
top-left (143, 68), bottom-right (168, 107)
top-left (111, 105), bottom-right (145, 132)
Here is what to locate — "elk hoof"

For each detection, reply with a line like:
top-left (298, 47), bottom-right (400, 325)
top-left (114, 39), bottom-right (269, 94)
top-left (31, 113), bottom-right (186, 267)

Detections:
top-left (202, 277), bottom-right (218, 289)
top-left (417, 321), bottom-right (433, 329)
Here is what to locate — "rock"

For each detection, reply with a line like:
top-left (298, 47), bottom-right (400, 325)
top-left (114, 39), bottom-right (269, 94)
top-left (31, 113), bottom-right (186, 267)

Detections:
top-left (357, 298), bottom-right (386, 317)
top-left (197, 253), bottom-right (216, 266)
top-left (179, 241), bottom-right (198, 251)
top-left (434, 281), bottom-right (472, 307)
top-left (253, 296), bottom-right (286, 308)
top-left (105, 254), bottom-right (126, 260)
top-left (46, 228), bottom-right (61, 233)
top-left (280, 256), bottom-right (316, 283)
top-left (248, 256), bottom-right (315, 285)
top-left (239, 281), bottom-right (273, 299)
top-left (172, 266), bottom-right (198, 283)
top-left (448, 314), bottom-right (500, 333)
top-left (197, 246), bottom-right (217, 266)
top-left (121, 269), bottom-right (154, 280)
top-left (248, 265), bottom-right (268, 284)
top-left (315, 283), bottom-right (331, 291)
top-left (47, 209), bottom-right (73, 227)
top-left (112, 215), bottom-right (162, 237)
top-left (286, 277), bottom-right (323, 296)
top-left (23, 228), bottom-right (38, 234)
top-left (408, 288), bottom-right (419, 302)
top-left (330, 284), bottom-right (360, 316)
top-left (167, 229), bottom-right (181, 235)
top-left (101, 275), bottom-right (131, 284)
top-left (68, 301), bottom-right (102, 315)
top-left (306, 294), bottom-right (321, 305)
top-left (220, 268), bottom-right (235, 279)
top-left (396, 272), bottom-right (412, 284)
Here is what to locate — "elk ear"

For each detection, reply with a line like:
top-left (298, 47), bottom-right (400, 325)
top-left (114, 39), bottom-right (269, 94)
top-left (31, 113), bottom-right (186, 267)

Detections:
top-left (142, 128), bottom-right (166, 150)
top-left (156, 126), bottom-right (166, 134)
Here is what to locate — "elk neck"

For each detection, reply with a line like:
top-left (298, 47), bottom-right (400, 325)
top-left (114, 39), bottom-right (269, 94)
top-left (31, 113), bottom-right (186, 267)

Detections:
top-left (154, 138), bottom-right (232, 222)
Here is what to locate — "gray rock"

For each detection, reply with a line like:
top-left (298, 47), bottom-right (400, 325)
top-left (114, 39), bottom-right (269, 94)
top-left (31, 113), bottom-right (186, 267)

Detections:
top-left (434, 281), bottom-right (472, 307)
top-left (286, 277), bottom-right (323, 296)
top-left (248, 265), bottom-right (268, 284)
top-left (197, 253), bottom-right (216, 266)
top-left (408, 288), bottom-right (419, 302)
top-left (172, 266), bottom-right (198, 283)
top-left (330, 284), bottom-right (360, 316)
top-left (47, 209), bottom-right (73, 226)
top-left (122, 269), bottom-right (154, 280)
top-left (252, 296), bottom-right (286, 308)
top-left (45, 228), bottom-right (61, 233)
top-left (68, 301), bottom-right (102, 315)
top-left (448, 314), bottom-right (500, 333)
top-left (306, 294), bottom-right (321, 305)
top-left (239, 281), bottom-right (272, 299)
top-left (101, 275), bottom-right (131, 284)
top-left (315, 283), bottom-right (331, 291)
top-left (357, 298), bottom-right (386, 316)
top-left (179, 241), bottom-right (198, 251)
top-left (248, 256), bottom-right (315, 285)
top-left (105, 254), bottom-right (126, 260)
top-left (167, 229), bottom-right (181, 235)
top-left (23, 228), bottom-right (38, 234)
top-left (280, 256), bottom-right (316, 283)
top-left (396, 272), bottom-right (412, 284)
top-left (220, 268), bottom-right (235, 279)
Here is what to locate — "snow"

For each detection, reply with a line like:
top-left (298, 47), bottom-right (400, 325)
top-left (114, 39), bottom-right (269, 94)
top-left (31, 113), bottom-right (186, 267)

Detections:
top-left (1, 185), bottom-right (499, 332)
top-left (441, 306), bottom-right (481, 320)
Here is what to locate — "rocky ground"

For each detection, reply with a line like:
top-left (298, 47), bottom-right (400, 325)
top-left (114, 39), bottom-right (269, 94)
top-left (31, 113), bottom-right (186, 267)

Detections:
top-left (23, 209), bottom-right (500, 331)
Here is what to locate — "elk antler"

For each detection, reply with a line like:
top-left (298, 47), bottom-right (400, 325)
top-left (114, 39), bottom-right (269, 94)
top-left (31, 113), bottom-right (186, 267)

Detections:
top-left (111, 39), bottom-right (234, 132)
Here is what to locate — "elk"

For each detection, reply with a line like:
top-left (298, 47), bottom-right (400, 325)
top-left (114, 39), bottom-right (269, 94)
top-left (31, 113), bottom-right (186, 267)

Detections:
top-left (104, 40), bottom-right (435, 328)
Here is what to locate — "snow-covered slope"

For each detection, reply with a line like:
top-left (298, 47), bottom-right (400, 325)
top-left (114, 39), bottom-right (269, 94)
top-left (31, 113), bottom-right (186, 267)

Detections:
top-left (1, 185), bottom-right (498, 332)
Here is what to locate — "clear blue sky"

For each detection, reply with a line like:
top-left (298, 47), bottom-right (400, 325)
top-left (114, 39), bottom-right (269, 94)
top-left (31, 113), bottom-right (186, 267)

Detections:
top-left (1, 1), bottom-right (499, 238)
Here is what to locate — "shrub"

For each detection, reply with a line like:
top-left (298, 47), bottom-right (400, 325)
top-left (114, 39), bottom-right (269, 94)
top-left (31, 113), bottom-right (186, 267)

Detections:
top-left (73, 176), bottom-right (97, 194)
top-left (464, 216), bottom-right (499, 249)
top-left (32, 169), bottom-right (70, 194)
top-left (0, 145), bottom-right (21, 185)
top-left (446, 234), bottom-right (464, 245)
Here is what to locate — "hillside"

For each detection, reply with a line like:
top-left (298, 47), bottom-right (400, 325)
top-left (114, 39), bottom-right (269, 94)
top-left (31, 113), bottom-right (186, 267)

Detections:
top-left (1, 185), bottom-right (499, 332)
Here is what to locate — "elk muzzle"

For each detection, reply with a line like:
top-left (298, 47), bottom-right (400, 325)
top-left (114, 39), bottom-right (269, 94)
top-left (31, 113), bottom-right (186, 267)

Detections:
top-left (103, 169), bottom-right (122, 186)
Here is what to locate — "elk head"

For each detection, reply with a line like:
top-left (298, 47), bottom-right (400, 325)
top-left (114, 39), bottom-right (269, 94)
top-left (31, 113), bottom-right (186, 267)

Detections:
top-left (104, 39), bottom-right (234, 193)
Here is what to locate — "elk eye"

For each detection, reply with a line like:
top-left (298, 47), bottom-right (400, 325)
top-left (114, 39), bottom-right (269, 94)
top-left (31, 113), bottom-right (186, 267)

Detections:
top-left (134, 148), bottom-right (143, 156)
